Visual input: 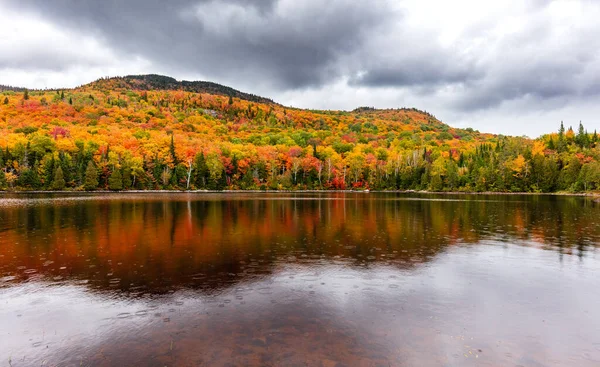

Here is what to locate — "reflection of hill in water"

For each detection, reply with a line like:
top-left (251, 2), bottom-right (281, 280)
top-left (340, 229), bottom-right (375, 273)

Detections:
top-left (0, 193), bottom-right (598, 294)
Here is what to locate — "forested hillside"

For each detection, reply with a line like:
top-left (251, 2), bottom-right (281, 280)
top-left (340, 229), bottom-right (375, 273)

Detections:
top-left (0, 76), bottom-right (598, 192)
top-left (88, 75), bottom-right (274, 104)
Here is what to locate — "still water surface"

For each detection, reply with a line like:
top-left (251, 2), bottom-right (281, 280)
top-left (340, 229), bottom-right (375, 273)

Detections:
top-left (0, 193), bottom-right (599, 366)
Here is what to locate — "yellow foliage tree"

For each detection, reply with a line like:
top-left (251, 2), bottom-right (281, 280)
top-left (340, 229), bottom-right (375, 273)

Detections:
top-left (532, 141), bottom-right (545, 157)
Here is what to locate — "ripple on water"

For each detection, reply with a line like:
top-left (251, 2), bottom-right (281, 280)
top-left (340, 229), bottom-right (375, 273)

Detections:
top-left (0, 193), bottom-right (599, 366)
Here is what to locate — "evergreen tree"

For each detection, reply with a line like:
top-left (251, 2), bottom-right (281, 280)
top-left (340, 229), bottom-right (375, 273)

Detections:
top-left (172, 163), bottom-right (186, 187)
top-left (52, 166), bottom-right (66, 190)
top-left (557, 121), bottom-right (566, 152)
top-left (592, 130), bottom-right (598, 145)
top-left (215, 169), bottom-right (228, 190)
top-left (0, 169), bottom-right (6, 190)
top-left (58, 152), bottom-right (73, 186)
top-left (228, 95), bottom-right (234, 105)
top-left (241, 169), bottom-right (255, 189)
top-left (84, 161), bottom-right (98, 190)
top-left (23, 89), bottom-right (29, 100)
top-left (26, 142), bottom-right (37, 169)
top-left (60, 90), bottom-right (65, 100)
top-left (68, 97), bottom-right (73, 105)
top-left (18, 166), bottom-right (41, 189)
top-left (169, 135), bottom-right (178, 165)
top-left (576, 122), bottom-right (589, 148)
top-left (43, 156), bottom-right (55, 189)
top-left (152, 159), bottom-right (164, 186)
top-left (194, 153), bottom-right (209, 188)
top-left (108, 168), bottom-right (123, 190)
top-left (122, 164), bottom-right (132, 189)
top-left (3, 97), bottom-right (7, 105)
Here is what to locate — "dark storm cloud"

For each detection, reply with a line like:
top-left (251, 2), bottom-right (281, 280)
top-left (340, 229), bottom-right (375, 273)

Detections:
top-left (349, 57), bottom-right (481, 88)
top-left (454, 20), bottom-right (600, 111)
top-left (3, 0), bottom-right (600, 124)
top-left (5, 0), bottom-right (395, 90)
top-left (456, 63), bottom-right (581, 111)
top-left (348, 1), bottom-right (600, 113)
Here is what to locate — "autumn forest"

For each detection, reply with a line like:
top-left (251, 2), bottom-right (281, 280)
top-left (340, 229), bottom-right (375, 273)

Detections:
top-left (0, 74), bottom-right (599, 192)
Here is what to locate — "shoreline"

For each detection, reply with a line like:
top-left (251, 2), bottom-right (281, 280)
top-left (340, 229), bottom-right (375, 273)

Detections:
top-left (0, 189), bottom-right (598, 198)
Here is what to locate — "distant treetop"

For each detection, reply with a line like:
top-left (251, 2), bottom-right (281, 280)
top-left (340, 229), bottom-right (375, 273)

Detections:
top-left (0, 85), bottom-right (28, 92)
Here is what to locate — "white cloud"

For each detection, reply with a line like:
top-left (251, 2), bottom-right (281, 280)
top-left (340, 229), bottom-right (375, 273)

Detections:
top-left (2, 0), bottom-right (600, 137)
top-left (0, 7), bottom-right (154, 88)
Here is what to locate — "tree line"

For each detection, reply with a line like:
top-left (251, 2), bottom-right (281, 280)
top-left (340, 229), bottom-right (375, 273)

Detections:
top-left (0, 121), bottom-right (598, 192)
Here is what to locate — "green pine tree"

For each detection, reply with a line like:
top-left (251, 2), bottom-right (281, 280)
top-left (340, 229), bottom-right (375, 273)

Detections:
top-left (84, 161), bottom-right (98, 190)
top-left (23, 89), bottom-right (29, 100)
top-left (52, 166), bottom-right (66, 190)
top-left (108, 168), bottom-right (123, 190)
top-left (194, 153), bottom-right (209, 188)
top-left (58, 152), bottom-right (72, 185)
top-left (18, 166), bottom-right (41, 189)
top-left (216, 169), bottom-right (228, 190)
top-left (557, 121), bottom-right (566, 152)
top-left (169, 135), bottom-right (178, 166)
top-left (0, 169), bottom-right (7, 190)
top-left (576, 122), bottom-right (589, 148)
top-left (122, 165), bottom-right (132, 189)
top-left (3, 97), bottom-right (8, 105)
top-left (43, 156), bottom-right (55, 189)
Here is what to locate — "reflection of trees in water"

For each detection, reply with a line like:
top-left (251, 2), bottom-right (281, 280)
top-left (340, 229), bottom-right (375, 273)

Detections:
top-left (0, 194), bottom-right (598, 294)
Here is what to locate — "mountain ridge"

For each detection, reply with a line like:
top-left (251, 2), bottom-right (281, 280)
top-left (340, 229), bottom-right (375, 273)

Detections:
top-left (86, 74), bottom-right (276, 105)
top-left (1, 75), bottom-right (466, 124)
top-left (1, 74), bottom-right (276, 105)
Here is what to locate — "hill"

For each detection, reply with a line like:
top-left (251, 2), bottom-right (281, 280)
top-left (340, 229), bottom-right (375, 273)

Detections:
top-left (0, 76), bottom-right (598, 192)
top-left (87, 74), bottom-right (275, 104)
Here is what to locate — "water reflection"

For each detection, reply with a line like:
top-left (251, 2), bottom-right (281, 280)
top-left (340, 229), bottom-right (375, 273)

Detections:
top-left (0, 193), bottom-right (599, 366)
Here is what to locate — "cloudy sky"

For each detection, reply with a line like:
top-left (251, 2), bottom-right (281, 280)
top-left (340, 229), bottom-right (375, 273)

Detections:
top-left (1, 0), bottom-right (599, 137)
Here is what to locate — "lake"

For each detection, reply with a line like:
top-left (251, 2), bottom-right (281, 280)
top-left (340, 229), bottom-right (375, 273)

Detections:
top-left (0, 193), bottom-right (599, 366)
